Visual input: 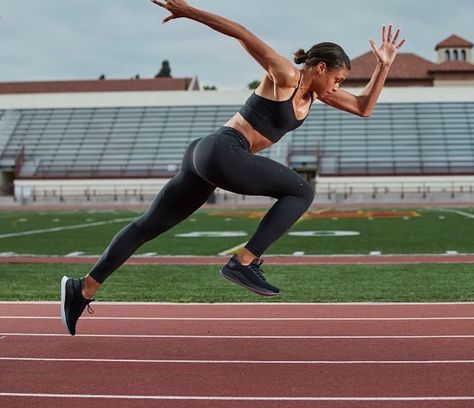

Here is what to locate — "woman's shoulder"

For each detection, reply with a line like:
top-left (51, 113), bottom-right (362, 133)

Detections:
top-left (255, 69), bottom-right (301, 101)
top-left (263, 67), bottom-right (301, 89)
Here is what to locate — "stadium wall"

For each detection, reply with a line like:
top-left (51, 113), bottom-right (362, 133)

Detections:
top-left (13, 175), bottom-right (474, 206)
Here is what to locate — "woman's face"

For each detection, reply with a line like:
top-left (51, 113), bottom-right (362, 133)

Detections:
top-left (312, 64), bottom-right (349, 98)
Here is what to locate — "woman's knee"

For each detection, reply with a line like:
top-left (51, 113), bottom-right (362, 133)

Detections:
top-left (298, 180), bottom-right (315, 208)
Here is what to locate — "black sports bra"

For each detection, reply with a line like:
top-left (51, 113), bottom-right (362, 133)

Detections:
top-left (238, 74), bottom-right (313, 143)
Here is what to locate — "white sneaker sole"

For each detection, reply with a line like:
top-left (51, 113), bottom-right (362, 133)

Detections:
top-left (220, 269), bottom-right (278, 297)
top-left (60, 276), bottom-right (70, 334)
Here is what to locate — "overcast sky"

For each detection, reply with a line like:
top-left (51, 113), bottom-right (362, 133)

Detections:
top-left (1, 0), bottom-right (473, 90)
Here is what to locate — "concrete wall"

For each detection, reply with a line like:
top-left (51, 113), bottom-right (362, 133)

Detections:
top-left (0, 86), bottom-right (474, 111)
top-left (14, 175), bottom-right (474, 205)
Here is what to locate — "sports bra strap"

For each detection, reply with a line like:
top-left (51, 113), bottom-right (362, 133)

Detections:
top-left (289, 72), bottom-right (304, 100)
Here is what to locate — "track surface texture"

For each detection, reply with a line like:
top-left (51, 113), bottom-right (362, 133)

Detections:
top-left (1, 301), bottom-right (474, 407)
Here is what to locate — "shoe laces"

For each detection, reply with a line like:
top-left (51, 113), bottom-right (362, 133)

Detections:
top-left (84, 298), bottom-right (95, 315)
top-left (80, 278), bottom-right (95, 314)
top-left (249, 259), bottom-right (266, 281)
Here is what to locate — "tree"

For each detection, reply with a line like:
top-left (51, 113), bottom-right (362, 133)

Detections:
top-left (155, 60), bottom-right (172, 78)
top-left (203, 85), bottom-right (217, 91)
top-left (248, 80), bottom-right (260, 90)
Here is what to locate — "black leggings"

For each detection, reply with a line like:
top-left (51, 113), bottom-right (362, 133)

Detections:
top-left (89, 127), bottom-right (314, 283)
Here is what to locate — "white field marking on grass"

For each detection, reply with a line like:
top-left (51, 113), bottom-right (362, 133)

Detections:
top-left (2, 316), bottom-right (474, 322)
top-left (1, 393), bottom-right (474, 402)
top-left (218, 241), bottom-right (248, 256)
top-left (134, 252), bottom-right (157, 257)
top-left (2, 333), bottom-right (474, 339)
top-left (0, 218), bottom-right (135, 239)
top-left (435, 208), bottom-right (474, 219)
top-left (217, 210), bottom-right (317, 256)
top-left (65, 252), bottom-right (84, 257)
top-left (1, 357), bottom-right (474, 365)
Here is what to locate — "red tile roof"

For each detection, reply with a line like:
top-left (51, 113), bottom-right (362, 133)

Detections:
top-left (348, 52), bottom-right (436, 81)
top-left (435, 35), bottom-right (473, 49)
top-left (0, 77), bottom-right (199, 94)
top-left (429, 61), bottom-right (474, 72)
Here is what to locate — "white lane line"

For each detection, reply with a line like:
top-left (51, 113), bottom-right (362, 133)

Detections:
top-left (0, 218), bottom-right (134, 239)
top-left (2, 333), bottom-right (474, 339)
top-left (1, 393), bottom-right (473, 401)
top-left (2, 316), bottom-right (474, 321)
top-left (1, 357), bottom-right (474, 365)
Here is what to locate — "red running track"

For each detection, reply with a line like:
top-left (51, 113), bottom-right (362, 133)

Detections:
top-left (1, 302), bottom-right (474, 408)
top-left (2, 254), bottom-right (474, 265)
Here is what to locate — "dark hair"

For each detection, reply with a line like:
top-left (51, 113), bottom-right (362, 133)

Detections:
top-left (294, 42), bottom-right (351, 70)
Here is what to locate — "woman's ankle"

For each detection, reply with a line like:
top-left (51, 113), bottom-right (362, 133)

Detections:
top-left (82, 275), bottom-right (100, 299)
top-left (236, 249), bottom-right (257, 266)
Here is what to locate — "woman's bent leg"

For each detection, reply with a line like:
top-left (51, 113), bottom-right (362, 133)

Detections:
top-left (193, 131), bottom-right (315, 258)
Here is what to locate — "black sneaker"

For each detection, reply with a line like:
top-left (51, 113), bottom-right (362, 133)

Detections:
top-left (220, 256), bottom-right (280, 296)
top-left (60, 276), bottom-right (94, 336)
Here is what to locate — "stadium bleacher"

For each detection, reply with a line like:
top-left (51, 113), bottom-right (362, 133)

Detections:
top-left (0, 105), bottom-right (290, 179)
top-left (1, 102), bottom-right (474, 177)
top-left (1, 92), bottom-right (474, 204)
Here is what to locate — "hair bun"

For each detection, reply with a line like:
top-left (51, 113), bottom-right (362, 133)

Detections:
top-left (294, 49), bottom-right (307, 65)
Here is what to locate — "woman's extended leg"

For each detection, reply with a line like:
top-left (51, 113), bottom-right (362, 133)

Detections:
top-left (61, 138), bottom-right (215, 335)
top-left (86, 169), bottom-right (216, 288)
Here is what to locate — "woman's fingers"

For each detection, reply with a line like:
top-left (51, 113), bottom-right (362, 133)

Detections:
top-left (387, 24), bottom-right (393, 42)
top-left (369, 39), bottom-right (381, 56)
top-left (150, 0), bottom-right (166, 7)
top-left (150, 0), bottom-right (176, 23)
top-left (162, 15), bottom-right (175, 23)
top-left (392, 28), bottom-right (400, 44)
top-left (396, 39), bottom-right (406, 49)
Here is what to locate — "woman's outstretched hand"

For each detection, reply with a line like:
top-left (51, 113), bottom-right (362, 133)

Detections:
top-left (369, 24), bottom-right (406, 66)
top-left (150, 0), bottom-right (192, 24)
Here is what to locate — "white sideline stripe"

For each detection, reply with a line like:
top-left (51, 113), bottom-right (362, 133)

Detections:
top-left (3, 252), bottom-right (474, 258)
top-left (1, 357), bottom-right (474, 365)
top-left (435, 208), bottom-right (474, 219)
top-left (1, 393), bottom-right (473, 401)
top-left (2, 301), bottom-right (474, 305)
top-left (218, 241), bottom-right (247, 256)
top-left (2, 316), bottom-right (474, 321)
top-left (2, 333), bottom-right (474, 339)
top-left (0, 218), bottom-right (134, 239)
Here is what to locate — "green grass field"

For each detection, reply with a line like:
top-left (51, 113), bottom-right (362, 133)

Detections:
top-left (1, 207), bottom-right (474, 256)
top-left (1, 207), bottom-right (473, 302)
top-left (1, 263), bottom-right (473, 303)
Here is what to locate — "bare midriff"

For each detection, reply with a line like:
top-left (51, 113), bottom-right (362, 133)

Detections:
top-left (224, 113), bottom-right (273, 153)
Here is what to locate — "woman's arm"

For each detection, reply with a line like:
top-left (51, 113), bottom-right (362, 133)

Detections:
top-left (319, 25), bottom-right (406, 117)
top-left (151, 0), bottom-right (297, 87)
